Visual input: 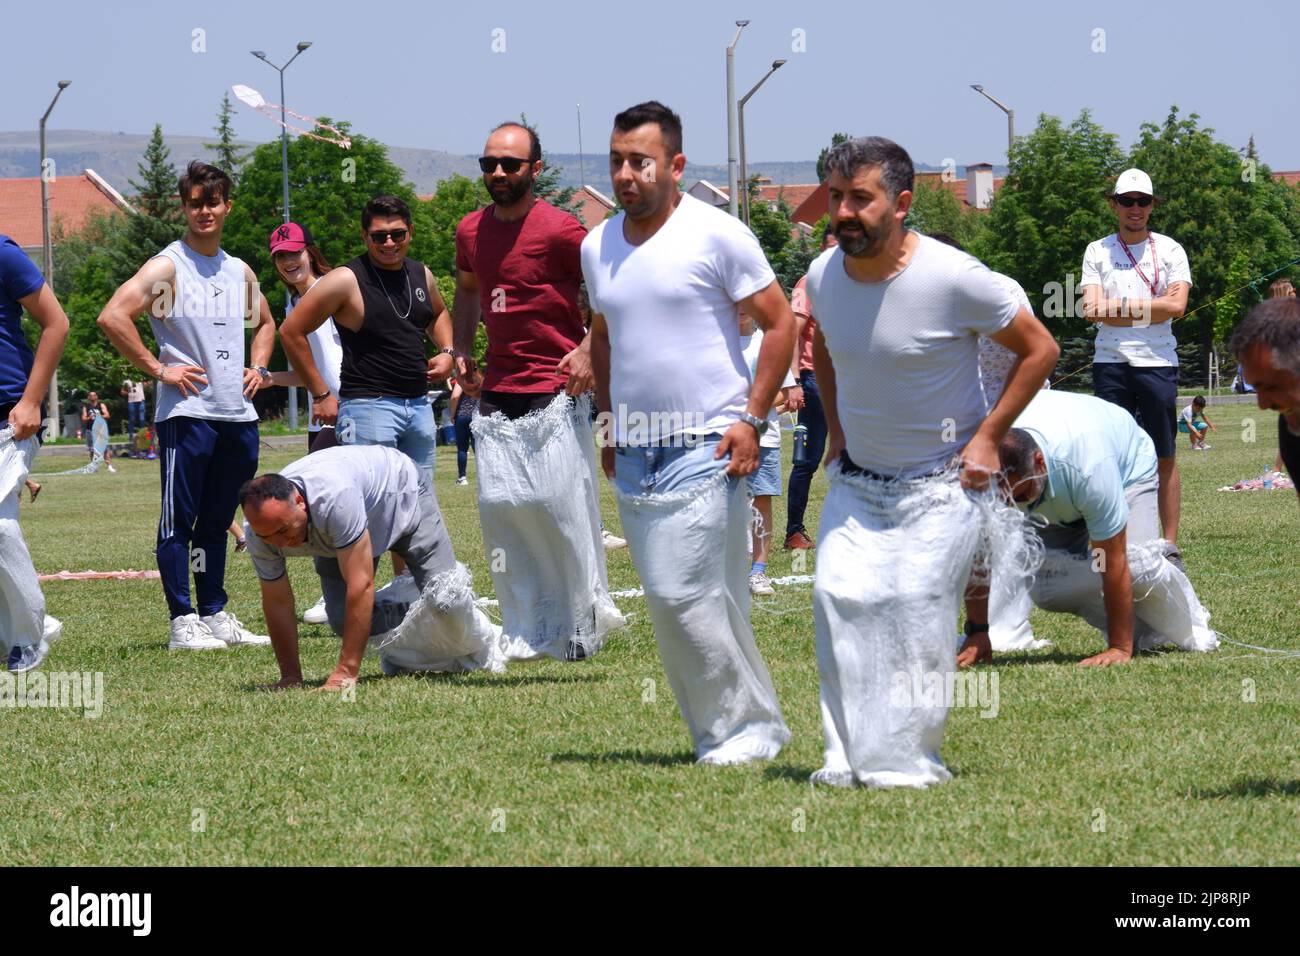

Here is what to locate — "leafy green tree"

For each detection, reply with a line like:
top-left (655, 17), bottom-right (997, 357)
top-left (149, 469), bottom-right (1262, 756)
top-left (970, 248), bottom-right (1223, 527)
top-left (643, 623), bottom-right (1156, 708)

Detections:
top-left (206, 92), bottom-right (249, 184)
top-left (905, 179), bottom-right (987, 249)
top-left (974, 110), bottom-right (1126, 355)
top-left (816, 132), bottom-right (852, 183)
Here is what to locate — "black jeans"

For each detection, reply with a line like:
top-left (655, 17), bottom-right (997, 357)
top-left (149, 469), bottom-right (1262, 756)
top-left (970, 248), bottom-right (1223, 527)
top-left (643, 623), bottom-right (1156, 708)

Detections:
top-left (785, 369), bottom-right (826, 535)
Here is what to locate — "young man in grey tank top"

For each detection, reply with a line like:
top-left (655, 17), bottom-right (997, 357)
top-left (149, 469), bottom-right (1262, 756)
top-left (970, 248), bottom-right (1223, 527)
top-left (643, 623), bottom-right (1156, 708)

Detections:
top-left (98, 161), bottom-right (277, 651)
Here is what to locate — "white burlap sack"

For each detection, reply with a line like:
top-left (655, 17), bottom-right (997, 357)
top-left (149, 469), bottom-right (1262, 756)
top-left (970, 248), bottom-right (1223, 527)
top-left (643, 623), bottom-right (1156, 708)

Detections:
top-left (616, 469), bottom-right (790, 764)
top-left (0, 429), bottom-right (56, 656)
top-left (369, 563), bottom-right (506, 674)
top-left (1032, 540), bottom-right (1218, 653)
top-left (813, 465), bottom-right (999, 789)
top-left (471, 394), bottom-right (624, 661)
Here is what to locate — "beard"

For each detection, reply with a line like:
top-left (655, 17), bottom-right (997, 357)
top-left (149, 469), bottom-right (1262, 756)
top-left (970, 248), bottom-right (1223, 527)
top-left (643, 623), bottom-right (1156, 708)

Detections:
top-left (489, 171), bottom-right (533, 206)
top-left (834, 218), bottom-right (889, 258)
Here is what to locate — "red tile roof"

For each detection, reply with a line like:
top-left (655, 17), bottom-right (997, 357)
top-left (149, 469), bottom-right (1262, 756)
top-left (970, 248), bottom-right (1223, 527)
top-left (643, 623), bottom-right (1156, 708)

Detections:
top-left (1275, 170), bottom-right (1300, 187)
top-left (0, 171), bottom-right (132, 249)
top-left (569, 184), bottom-right (615, 230)
top-left (788, 173), bottom-right (1006, 226)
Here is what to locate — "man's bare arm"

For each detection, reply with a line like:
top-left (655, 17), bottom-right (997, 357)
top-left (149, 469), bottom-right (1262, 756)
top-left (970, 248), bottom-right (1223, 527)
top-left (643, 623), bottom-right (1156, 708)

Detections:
top-left (259, 573), bottom-right (303, 687)
top-left (326, 530), bottom-right (376, 688)
top-left (1083, 282), bottom-right (1189, 327)
top-left (812, 325), bottom-right (843, 468)
top-left (12, 283), bottom-right (69, 440)
top-left (424, 266), bottom-right (454, 382)
top-left (280, 267), bottom-right (353, 399)
top-left (1080, 529), bottom-right (1134, 667)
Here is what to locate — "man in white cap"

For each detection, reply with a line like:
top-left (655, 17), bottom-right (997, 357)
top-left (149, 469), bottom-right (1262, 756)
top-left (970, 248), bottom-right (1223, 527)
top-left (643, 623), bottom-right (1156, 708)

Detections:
top-left (1081, 169), bottom-right (1192, 556)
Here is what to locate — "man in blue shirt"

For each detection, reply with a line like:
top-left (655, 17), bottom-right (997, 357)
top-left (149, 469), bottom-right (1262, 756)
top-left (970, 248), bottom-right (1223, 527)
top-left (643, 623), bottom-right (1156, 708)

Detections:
top-left (987, 390), bottom-right (1217, 666)
top-left (0, 234), bottom-right (70, 672)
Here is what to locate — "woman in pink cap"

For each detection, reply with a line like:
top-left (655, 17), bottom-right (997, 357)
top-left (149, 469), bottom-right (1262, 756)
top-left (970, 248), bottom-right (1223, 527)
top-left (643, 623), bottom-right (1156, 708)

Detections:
top-left (263, 222), bottom-right (343, 625)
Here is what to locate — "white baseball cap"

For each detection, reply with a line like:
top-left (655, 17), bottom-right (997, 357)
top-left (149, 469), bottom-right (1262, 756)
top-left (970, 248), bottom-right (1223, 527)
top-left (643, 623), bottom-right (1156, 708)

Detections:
top-left (1112, 168), bottom-right (1154, 197)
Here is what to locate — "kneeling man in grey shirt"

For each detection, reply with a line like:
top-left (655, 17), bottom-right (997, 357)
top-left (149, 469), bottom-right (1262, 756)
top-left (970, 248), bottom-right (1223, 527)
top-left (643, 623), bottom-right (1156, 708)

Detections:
top-left (242, 445), bottom-right (501, 689)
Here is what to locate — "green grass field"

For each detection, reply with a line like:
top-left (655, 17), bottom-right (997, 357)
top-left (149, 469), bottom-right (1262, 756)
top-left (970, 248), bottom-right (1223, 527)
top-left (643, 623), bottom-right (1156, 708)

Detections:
top-left (4, 406), bottom-right (1297, 866)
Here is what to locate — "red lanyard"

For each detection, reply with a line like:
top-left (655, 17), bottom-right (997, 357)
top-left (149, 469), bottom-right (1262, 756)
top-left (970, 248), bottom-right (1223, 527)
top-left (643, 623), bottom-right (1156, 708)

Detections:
top-left (1117, 233), bottom-right (1159, 295)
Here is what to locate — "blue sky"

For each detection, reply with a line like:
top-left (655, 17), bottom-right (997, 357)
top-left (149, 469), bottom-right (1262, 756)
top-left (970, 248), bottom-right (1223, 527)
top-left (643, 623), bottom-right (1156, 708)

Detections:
top-left (6, 0), bottom-right (1299, 171)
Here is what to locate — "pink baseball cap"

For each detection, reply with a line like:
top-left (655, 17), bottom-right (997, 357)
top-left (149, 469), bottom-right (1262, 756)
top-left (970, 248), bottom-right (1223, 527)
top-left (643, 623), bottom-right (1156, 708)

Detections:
top-left (268, 222), bottom-right (314, 254)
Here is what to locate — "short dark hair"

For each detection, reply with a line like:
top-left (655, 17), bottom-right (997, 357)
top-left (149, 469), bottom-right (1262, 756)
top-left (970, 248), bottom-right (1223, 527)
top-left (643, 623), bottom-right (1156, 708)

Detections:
top-left (238, 473), bottom-right (299, 510)
top-left (927, 232), bottom-right (964, 252)
top-left (491, 121), bottom-right (542, 164)
top-left (824, 136), bottom-right (915, 200)
top-left (998, 428), bottom-right (1040, 477)
top-left (1229, 298), bottom-right (1300, 377)
top-left (362, 195), bottom-right (412, 231)
top-left (613, 101), bottom-right (683, 157)
top-left (1192, 395), bottom-right (1207, 407)
top-left (178, 160), bottom-right (232, 206)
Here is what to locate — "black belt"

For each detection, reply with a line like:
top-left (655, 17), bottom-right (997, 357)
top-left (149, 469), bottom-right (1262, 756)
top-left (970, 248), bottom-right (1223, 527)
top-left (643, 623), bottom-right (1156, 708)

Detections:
top-left (838, 450), bottom-right (947, 481)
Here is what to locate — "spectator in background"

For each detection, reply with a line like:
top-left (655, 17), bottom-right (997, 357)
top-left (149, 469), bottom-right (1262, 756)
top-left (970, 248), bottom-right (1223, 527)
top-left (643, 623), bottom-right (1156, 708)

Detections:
top-left (740, 308), bottom-right (794, 595)
top-left (80, 390), bottom-right (116, 473)
top-left (784, 225), bottom-right (837, 551)
top-left (1229, 298), bottom-right (1300, 496)
top-left (449, 377), bottom-right (477, 486)
top-left (121, 377), bottom-right (148, 443)
top-left (1178, 395), bottom-right (1216, 451)
top-left (1081, 168), bottom-right (1192, 552)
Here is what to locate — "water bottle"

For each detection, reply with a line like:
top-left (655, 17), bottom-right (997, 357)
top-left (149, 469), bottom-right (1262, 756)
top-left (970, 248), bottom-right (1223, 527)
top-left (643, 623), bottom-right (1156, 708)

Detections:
top-left (792, 422), bottom-right (809, 464)
top-left (1263, 465), bottom-right (1274, 490)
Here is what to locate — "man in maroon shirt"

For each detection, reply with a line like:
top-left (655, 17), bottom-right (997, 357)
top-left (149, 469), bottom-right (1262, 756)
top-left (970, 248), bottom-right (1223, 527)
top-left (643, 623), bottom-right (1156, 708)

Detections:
top-left (451, 121), bottom-right (623, 663)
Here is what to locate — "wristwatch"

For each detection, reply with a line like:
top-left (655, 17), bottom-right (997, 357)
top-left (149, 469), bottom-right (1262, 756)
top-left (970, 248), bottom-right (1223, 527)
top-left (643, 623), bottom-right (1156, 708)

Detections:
top-left (439, 347), bottom-right (455, 357)
top-left (739, 412), bottom-right (769, 437)
top-left (964, 620), bottom-right (990, 638)
top-left (253, 365), bottom-right (271, 382)
top-left (311, 389), bottom-right (331, 402)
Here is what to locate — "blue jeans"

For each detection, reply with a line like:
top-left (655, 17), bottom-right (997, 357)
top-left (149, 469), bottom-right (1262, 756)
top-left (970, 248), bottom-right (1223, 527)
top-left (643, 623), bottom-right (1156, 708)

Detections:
top-left (338, 396), bottom-right (437, 483)
top-left (127, 401), bottom-right (145, 442)
top-left (454, 413), bottom-right (474, 479)
top-left (786, 369), bottom-right (826, 535)
top-left (613, 434), bottom-right (731, 496)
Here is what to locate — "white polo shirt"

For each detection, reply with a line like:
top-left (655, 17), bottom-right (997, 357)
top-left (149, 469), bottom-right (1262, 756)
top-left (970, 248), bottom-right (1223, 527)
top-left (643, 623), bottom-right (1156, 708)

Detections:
top-left (1080, 232), bottom-right (1192, 367)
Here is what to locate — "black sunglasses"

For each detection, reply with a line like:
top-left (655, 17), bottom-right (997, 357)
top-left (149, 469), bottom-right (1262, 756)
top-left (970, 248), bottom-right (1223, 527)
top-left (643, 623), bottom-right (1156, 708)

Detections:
top-left (479, 156), bottom-right (528, 175)
top-left (1114, 195), bottom-right (1153, 208)
top-left (367, 228), bottom-right (408, 244)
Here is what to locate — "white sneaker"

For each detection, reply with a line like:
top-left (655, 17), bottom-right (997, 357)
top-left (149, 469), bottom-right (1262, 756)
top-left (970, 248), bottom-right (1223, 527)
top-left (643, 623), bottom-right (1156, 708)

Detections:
top-left (375, 571), bottom-right (420, 606)
top-left (202, 610), bottom-right (271, 646)
top-left (169, 613), bottom-right (227, 650)
top-left (302, 596), bottom-right (328, 625)
top-left (749, 571), bottom-right (775, 595)
top-left (456, 476), bottom-right (468, 486)
top-left (601, 528), bottom-right (627, 550)
top-left (107, 463), bottom-right (117, 473)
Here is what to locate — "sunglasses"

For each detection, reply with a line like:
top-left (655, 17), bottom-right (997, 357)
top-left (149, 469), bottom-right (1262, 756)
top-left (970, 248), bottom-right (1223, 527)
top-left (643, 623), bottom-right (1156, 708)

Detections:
top-left (1114, 195), bottom-right (1153, 208)
top-left (479, 156), bottom-right (528, 175)
top-left (367, 228), bottom-right (408, 245)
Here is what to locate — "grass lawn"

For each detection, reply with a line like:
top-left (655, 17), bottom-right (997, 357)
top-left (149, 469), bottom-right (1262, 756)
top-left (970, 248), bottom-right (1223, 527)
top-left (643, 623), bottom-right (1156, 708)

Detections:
top-left (4, 406), bottom-right (1297, 866)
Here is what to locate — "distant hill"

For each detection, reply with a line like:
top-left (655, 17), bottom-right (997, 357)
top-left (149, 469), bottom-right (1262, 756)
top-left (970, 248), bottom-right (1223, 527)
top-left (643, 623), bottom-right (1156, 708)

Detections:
top-left (0, 129), bottom-right (999, 198)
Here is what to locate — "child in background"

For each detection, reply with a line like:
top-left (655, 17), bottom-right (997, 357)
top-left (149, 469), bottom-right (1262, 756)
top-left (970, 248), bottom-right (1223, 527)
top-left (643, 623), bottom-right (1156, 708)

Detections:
top-left (1178, 395), bottom-right (1216, 450)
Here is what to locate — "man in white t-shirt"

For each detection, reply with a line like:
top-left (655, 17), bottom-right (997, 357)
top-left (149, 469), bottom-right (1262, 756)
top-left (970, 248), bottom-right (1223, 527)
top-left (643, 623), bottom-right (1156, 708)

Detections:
top-left (807, 136), bottom-right (1059, 789)
top-left (583, 101), bottom-right (796, 766)
top-left (1081, 168), bottom-right (1191, 551)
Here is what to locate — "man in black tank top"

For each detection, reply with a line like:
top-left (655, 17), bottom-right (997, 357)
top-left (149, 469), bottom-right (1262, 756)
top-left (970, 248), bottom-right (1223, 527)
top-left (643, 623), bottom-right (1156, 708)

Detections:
top-left (281, 195), bottom-right (455, 487)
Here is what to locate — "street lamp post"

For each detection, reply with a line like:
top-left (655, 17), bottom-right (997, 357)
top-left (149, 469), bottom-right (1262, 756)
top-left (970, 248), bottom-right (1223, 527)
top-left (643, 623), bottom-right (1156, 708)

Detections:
top-left (252, 42), bottom-right (312, 429)
top-left (970, 84), bottom-right (1015, 158)
top-left (725, 20), bottom-right (749, 217)
top-left (40, 80), bottom-right (71, 439)
top-left (738, 59), bottom-right (787, 225)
